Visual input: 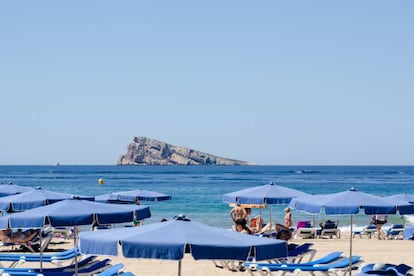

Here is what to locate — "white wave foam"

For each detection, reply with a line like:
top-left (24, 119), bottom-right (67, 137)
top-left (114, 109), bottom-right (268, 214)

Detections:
top-left (404, 215), bottom-right (414, 224)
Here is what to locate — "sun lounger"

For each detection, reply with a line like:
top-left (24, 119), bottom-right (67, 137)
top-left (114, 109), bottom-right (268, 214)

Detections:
top-left (283, 243), bottom-right (316, 263)
top-left (386, 224), bottom-right (405, 240)
top-left (294, 221), bottom-right (316, 239)
top-left (364, 225), bottom-right (378, 239)
top-left (214, 242), bottom-right (315, 272)
top-left (0, 248), bottom-right (81, 268)
top-left (254, 243), bottom-right (315, 265)
top-left (0, 230), bottom-right (39, 252)
top-left (0, 228), bottom-right (54, 254)
top-left (259, 255), bottom-right (363, 276)
top-left (20, 228), bottom-right (54, 253)
top-left (0, 256), bottom-right (96, 273)
top-left (355, 263), bottom-right (412, 276)
top-left (0, 247), bottom-right (77, 261)
top-left (95, 263), bottom-right (125, 276)
top-left (317, 220), bottom-right (341, 239)
top-left (354, 225), bottom-right (377, 239)
top-left (244, 251), bottom-right (344, 271)
top-left (51, 227), bottom-right (70, 240)
top-left (0, 258), bottom-right (111, 276)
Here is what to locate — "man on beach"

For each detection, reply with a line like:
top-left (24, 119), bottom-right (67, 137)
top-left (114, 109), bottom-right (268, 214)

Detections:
top-left (230, 204), bottom-right (247, 224)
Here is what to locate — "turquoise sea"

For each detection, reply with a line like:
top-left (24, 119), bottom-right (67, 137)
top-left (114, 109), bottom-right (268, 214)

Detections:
top-left (1, 165), bottom-right (413, 232)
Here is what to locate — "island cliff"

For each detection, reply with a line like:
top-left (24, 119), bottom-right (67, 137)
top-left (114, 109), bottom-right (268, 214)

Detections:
top-left (117, 136), bottom-right (250, 165)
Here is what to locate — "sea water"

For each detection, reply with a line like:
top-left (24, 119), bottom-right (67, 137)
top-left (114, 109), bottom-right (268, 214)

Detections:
top-left (0, 165), bottom-right (413, 232)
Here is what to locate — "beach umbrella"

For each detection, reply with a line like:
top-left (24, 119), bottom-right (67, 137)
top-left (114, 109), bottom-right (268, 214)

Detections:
top-left (0, 198), bottom-right (151, 229)
top-left (79, 214), bottom-right (287, 276)
top-left (223, 182), bottom-right (309, 226)
top-left (95, 188), bottom-right (171, 204)
top-left (386, 193), bottom-right (414, 204)
top-left (385, 193), bottom-right (414, 225)
top-left (0, 198), bottom-right (151, 274)
top-left (0, 183), bottom-right (34, 197)
top-left (288, 187), bottom-right (414, 276)
top-left (0, 187), bottom-right (94, 212)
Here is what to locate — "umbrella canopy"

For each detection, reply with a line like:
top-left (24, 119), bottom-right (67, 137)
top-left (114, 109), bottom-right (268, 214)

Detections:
top-left (288, 188), bottom-right (414, 215)
top-left (0, 183), bottom-right (34, 197)
top-left (79, 215), bottom-right (287, 275)
top-left (0, 187), bottom-right (95, 212)
top-left (0, 198), bottom-right (151, 229)
top-left (95, 188), bottom-right (171, 204)
top-left (288, 187), bottom-right (414, 276)
top-left (223, 182), bottom-right (308, 205)
top-left (223, 182), bottom-right (309, 226)
top-left (386, 193), bottom-right (414, 204)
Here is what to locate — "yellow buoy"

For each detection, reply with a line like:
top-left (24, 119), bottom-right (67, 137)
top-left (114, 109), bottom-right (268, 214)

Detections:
top-left (98, 178), bottom-right (104, 185)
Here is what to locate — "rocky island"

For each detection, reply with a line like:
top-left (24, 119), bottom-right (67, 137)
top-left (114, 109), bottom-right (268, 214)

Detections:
top-left (117, 136), bottom-right (250, 165)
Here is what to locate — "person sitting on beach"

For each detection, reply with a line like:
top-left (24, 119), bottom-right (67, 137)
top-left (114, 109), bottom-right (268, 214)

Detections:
top-left (275, 223), bottom-right (292, 241)
top-left (230, 204), bottom-right (247, 224)
top-left (91, 220), bottom-right (112, 231)
top-left (250, 215), bottom-right (265, 233)
top-left (234, 218), bottom-right (252, 234)
top-left (0, 228), bottom-right (38, 243)
top-left (319, 219), bottom-right (336, 229)
top-left (237, 207), bottom-right (269, 234)
top-left (284, 207), bottom-right (292, 228)
top-left (245, 207), bottom-right (252, 222)
top-left (0, 229), bottom-right (12, 242)
top-left (231, 218), bottom-right (251, 272)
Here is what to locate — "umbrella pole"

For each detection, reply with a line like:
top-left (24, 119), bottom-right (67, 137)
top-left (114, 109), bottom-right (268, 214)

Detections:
top-left (178, 260), bottom-right (182, 276)
top-left (39, 228), bottom-right (43, 271)
top-left (349, 215), bottom-right (353, 276)
top-left (74, 226), bottom-right (78, 276)
top-left (313, 215), bottom-right (316, 239)
top-left (270, 206), bottom-right (273, 230)
top-left (259, 208), bottom-right (262, 232)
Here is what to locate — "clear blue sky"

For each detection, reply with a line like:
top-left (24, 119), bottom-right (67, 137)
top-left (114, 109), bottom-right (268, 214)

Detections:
top-left (1, 1), bottom-right (413, 165)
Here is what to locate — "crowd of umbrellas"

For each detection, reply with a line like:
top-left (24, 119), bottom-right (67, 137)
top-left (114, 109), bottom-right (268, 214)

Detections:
top-left (0, 181), bottom-right (413, 276)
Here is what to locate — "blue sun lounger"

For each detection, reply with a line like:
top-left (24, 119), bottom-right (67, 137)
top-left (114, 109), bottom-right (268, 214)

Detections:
top-left (95, 263), bottom-right (125, 276)
top-left (278, 243), bottom-right (316, 263)
top-left (244, 251), bottom-right (343, 271)
top-left (95, 263), bottom-right (136, 276)
top-left (0, 248), bottom-right (81, 268)
top-left (0, 258), bottom-right (111, 276)
top-left (258, 255), bottom-right (362, 276)
top-left (355, 263), bottom-right (412, 276)
top-left (0, 255), bottom-right (96, 274)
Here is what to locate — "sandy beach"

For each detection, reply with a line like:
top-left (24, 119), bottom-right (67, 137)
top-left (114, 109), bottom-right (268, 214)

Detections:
top-left (5, 232), bottom-right (413, 276)
top-left (117, 236), bottom-right (414, 275)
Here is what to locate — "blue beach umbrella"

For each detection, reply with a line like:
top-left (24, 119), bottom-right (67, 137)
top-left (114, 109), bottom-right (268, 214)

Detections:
top-left (0, 198), bottom-right (151, 274)
top-left (223, 182), bottom-right (308, 205)
top-left (288, 188), bottom-right (414, 215)
top-left (79, 215), bottom-right (287, 276)
top-left (0, 198), bottom-right (151, 229)
top-left (95, 188), bottom-right (171, 204)
top-left (288, 187), bottom-right (414, 276)
top-left (385, 193), bottom-right (414, 226)
top-left (223, 182), bottom-right (309, 225)
top-left (386, 193), bottom-right (414, 204)
top-left (0, 187), bottom-right (94, 212)
top-left (0, 183), bottom-right (34, 197)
